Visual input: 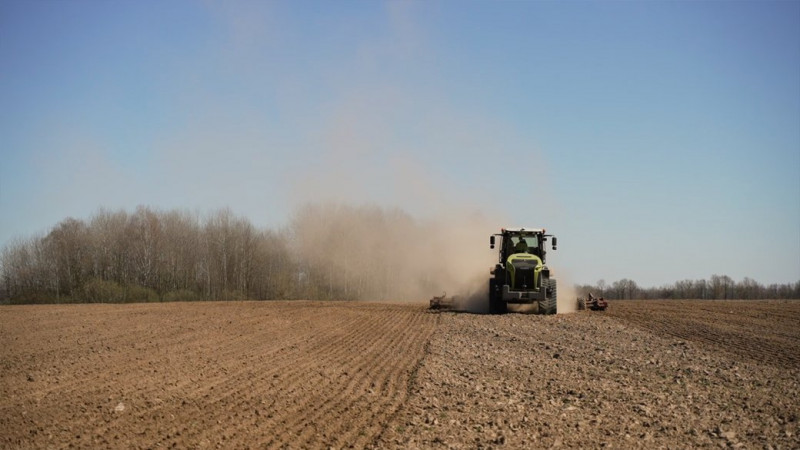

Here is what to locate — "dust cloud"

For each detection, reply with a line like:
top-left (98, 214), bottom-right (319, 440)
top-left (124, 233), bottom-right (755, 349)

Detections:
top-left (451, 274), bottom-right (491, 314)
top-left (290, 202), bottom-right (495, 308)
top-left (556, 272), bottom-right (579, 314)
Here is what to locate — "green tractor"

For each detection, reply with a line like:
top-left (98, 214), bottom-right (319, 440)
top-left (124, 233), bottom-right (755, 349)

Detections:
top-left (489, 227), bottom-right (558, 314)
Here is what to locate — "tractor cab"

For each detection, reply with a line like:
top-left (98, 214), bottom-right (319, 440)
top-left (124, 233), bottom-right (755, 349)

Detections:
top-left (491, 228), bottom-right (555, 264)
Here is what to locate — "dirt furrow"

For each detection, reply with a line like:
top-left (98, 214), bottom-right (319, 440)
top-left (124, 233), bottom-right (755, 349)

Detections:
top-left (46, 304), bottom-right (342, 446)
top-left (265, 307), bottom-right (430, 448)
top-left (304, 313), bottom-right (423, 447)
top-left (177, 305), bottom-right (377, 446)
top-left (254, 308), bottom-right (396, 447)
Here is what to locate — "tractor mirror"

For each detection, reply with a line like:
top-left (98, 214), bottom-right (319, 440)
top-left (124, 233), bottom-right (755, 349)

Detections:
top-left (489, 235), bottom-right (495, 249)
top-left (552, 236), bottom-right (557, 250)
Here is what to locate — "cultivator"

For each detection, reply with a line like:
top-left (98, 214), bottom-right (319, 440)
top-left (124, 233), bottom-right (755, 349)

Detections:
top-left (578, 293), bottom-right (608, 311)
top-left (429, 292), bottom-right (455, 310)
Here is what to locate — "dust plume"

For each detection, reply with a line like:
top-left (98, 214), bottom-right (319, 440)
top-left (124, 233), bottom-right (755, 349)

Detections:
top-left (451, 273), bottom-right (491, 314)
top-left (290, 202), bottom-right (495, 306)
top-left (556, 272), bottom-right (579, 314)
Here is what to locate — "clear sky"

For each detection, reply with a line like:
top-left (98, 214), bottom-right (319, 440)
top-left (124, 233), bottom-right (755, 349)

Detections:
top-left (1, 1), bottom-right (798, 286)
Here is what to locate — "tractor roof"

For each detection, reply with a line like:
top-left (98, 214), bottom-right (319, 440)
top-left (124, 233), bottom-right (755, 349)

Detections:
top-left (502, 227), bottom-right (545, 234)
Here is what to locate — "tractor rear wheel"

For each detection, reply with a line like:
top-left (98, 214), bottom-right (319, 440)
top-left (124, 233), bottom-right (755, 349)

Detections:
top-left (539, 278), bottom-right (557, 315)
top-left (489, 279), bottom-right (507, 314)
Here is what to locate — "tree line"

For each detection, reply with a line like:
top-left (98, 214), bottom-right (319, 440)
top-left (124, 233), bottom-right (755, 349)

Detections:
top-left (0, 204), bottom-right (469, 304)
top-left (1, 206), bottom-right (292, 303)
top-left (576, 276), bottom-right (800, 300)
top-left (2, 204), bottom-right (798, 304)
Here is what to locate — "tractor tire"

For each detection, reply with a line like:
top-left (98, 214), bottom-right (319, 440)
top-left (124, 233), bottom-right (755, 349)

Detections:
top-left (488, 279), bottom-right (496, 313)
top-left (577, 297), bottom-right (586, 311)
top-left (489, 279), bottom-right (507, 314)
top-left (539, 278), bottom-right (557, 315)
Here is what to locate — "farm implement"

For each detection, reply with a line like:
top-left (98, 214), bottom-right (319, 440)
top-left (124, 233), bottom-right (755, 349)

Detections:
top-left (577, 293), bottom-right (608, 311)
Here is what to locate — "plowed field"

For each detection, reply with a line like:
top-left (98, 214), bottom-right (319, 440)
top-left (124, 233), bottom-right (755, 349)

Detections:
top-left (1, 301), bottom-right (436, 448)
top-left (2, 300), bottom-right (798, 449)
top-left (607, 300), bottom-right (800, 369)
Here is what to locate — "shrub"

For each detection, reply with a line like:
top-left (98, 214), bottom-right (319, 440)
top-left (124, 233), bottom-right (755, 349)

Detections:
top-left (221, 290), bottom-right (248, 301)
top-left (162, 289), bottom-right (201, 302)
top-left (125, 284), bottom-right (160, 303)
top-left (83, 278), bottom-right (125, 303)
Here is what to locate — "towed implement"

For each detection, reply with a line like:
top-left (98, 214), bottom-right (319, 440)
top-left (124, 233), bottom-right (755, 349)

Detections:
top-left (577, 293), bottom-right (608, 311)
top-left (429, 292), bottom-right (454, 310)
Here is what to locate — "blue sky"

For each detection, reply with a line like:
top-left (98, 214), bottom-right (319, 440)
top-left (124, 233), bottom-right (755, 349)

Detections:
top-left (1, 1), bottom-right (798, 286)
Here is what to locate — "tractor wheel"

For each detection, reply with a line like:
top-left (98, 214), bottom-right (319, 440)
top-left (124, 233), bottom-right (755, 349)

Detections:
top-left (489, 279), bottom-right (507, 314)
top-left (577, 297), bottom-right (586, 310)
top-left (489, 279), bottom-right (497, 314)
top-left (539, 279), bottom-right (557, 315)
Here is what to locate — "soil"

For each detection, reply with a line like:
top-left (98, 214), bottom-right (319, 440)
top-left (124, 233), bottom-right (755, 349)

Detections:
top-left (2, 300), bottom-right (798, 449)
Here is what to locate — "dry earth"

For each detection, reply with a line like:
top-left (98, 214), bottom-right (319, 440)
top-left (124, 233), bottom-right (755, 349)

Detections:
top-left (1, 300), bottom-right (798, 449)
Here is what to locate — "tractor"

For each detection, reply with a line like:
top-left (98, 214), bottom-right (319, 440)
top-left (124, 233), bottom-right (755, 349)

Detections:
top-left (488, 228), bottom-right (558, 314)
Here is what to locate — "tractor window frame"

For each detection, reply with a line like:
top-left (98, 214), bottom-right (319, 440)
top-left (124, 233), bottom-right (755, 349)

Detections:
top-left (511, 235), bottom-right (539, 248)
